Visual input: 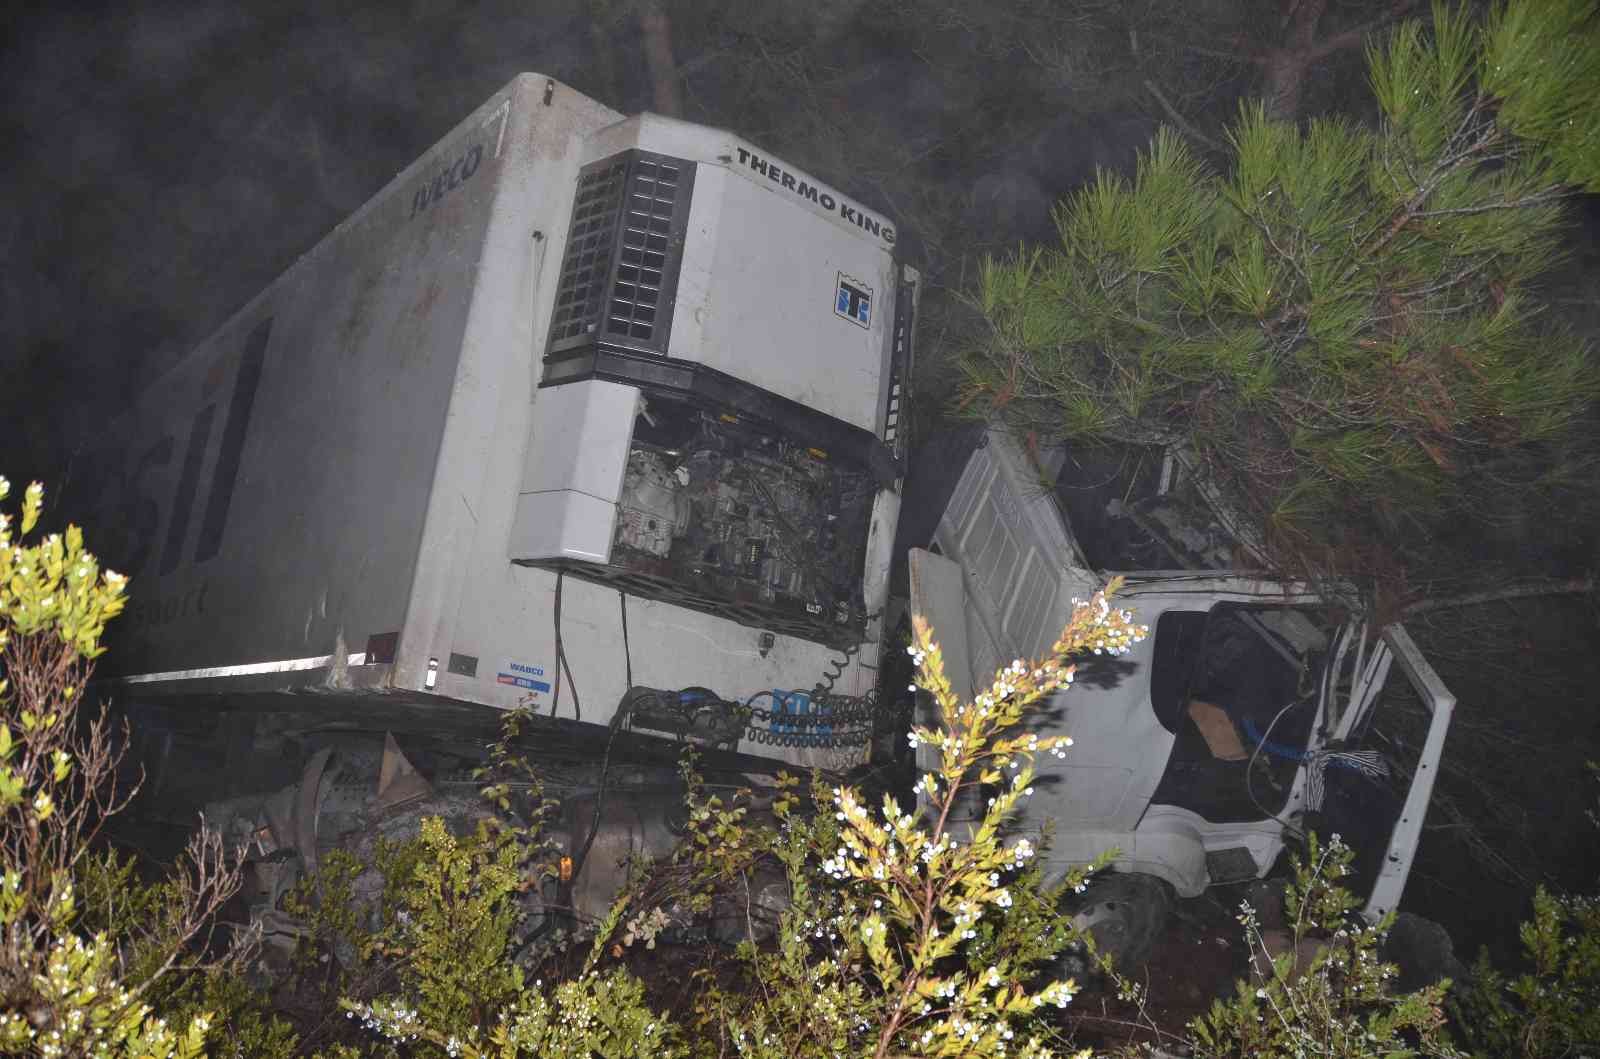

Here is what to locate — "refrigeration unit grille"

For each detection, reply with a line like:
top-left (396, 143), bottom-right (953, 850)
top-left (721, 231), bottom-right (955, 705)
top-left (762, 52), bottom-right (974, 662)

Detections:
top-left (546, 150), bottom-right (693, 361)
top-left (548, 157), bottom-right (628, 345)
top-left (607, 156), bottom-right (681, 343)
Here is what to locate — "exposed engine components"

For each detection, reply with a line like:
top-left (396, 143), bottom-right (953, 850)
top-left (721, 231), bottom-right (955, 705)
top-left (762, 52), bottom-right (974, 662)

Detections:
top-left (579, 405), bottom-right (876, 647)
top-left (616, 450), bottom-right (690, 557)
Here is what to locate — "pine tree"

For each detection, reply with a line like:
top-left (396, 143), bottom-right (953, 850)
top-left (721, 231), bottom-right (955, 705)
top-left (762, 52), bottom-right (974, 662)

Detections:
top-left (958, 0), bottom-right (1600, 587)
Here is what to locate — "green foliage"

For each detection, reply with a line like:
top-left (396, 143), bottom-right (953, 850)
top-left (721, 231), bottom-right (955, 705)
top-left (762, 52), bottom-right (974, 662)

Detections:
top-left (172, 973), bottom-right (301, 1059)
top-left (0, 477), bottom-right (229, 1056)
top-left (959, 0), bottom-right (1600, 583)
top-left (329, 585), bottom-right (1145, 1058)
top-left (332, 811), bottom-right (683, 1057)
top-left (694, 584), bottom-right (1144, 1059)
top-left (282, 847), bottom-right (372, 974)
top-left (1189, 835), bottom-right (1461, 1058)
top-left (386, 818), bottom-right (529, 1030)
top-left (0, 477), bottom-right (128, 659)
top-left (352, 968), bottom-right (686, 1059)
top-left (0, 926), bottom-right (213, 1058)
top-left (1450, 888), bottom-right (1600, 1058)
top-left (1447, 763), bottom-right (1600, 1056)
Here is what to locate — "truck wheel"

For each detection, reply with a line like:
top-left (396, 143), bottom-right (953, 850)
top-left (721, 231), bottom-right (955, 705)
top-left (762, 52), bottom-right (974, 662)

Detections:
top-left (1066, 872), bottom-right (1173, 975)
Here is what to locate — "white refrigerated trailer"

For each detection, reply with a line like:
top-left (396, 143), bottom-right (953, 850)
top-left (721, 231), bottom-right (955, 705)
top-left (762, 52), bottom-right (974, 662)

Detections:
top-left (82, 74), bottom-right (915, 773)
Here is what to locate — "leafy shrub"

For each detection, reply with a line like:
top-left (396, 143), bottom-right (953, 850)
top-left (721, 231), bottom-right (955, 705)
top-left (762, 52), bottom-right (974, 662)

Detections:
top-left (335, 818), bottom-right (684, 1058)
top-left (1453, 887), bottom-right (1600, 1058)
top-left (1188, 834), bottom-right (1460, 1059)
top-left (696, 591), bottom-right (1143, 1059)
top-left (1447, 767), bottom-right (1600, 1057)
top-left (328, 582), bottom-right (1146, 1058)
top-left (0, 477), bottom-right (243, 1056)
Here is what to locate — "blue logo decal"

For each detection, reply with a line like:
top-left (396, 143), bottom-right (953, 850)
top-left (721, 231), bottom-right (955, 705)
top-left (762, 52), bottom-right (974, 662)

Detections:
top-left (835, 273), bottom-right (872, 329)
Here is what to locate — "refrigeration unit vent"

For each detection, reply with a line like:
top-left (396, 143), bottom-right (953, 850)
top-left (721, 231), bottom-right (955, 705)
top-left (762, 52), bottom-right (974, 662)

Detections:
top-left (546, 150), bottom-right (694, 361)
top-left (547, 157), bottom-right (627, 346)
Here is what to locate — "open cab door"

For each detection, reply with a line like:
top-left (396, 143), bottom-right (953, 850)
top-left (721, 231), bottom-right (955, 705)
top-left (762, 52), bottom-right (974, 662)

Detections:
top-left (1350, 625), bottom-right (1454, 922)
top-left (1292, 614), bottom-right (1455, 921)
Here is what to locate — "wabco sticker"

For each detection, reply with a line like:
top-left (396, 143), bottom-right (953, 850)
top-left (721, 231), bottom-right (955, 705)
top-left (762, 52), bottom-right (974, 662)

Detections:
top-left (835, 273), bottom-right (872, 329)
top-left (496, 660), bottom-right (551, 695)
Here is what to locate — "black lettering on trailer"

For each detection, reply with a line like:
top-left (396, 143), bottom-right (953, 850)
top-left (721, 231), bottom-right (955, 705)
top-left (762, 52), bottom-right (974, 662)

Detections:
top-left (122, 436), bottom-right (174, 576)
top-left (159, 404), bottom-right (215, 574)
top-left (728, 145), bottom-right (893, 245)
top-left (410, 143), bottom-right (486, 220)
top-left (196, 316), bottom-right (272, 562)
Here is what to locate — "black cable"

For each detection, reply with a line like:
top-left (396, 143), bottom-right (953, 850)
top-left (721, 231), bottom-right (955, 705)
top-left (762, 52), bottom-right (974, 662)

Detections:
top-left (567, 696), bottom-right (628, 921)
top-left (1246, 699), bottom-right (1308, 844)
top-left (549, 571), bottom-right (562, 717)
top-left (550, 569), bottom-right (579, 721)
top-left (564, 595), bottom-right (637, 924)
top-left (619, 589), bottom-right (633, 696)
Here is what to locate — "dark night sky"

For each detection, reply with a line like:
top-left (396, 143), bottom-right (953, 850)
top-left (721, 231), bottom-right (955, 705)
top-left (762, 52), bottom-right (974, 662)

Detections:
top-left (0, 1), bottom-right (674, 473)
top-left (0, 0), bottom-right (1173, 482)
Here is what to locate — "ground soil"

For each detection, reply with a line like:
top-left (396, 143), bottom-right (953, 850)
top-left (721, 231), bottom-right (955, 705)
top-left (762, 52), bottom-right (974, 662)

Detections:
top-left (1057, 891), bottom-right (1250, 1052)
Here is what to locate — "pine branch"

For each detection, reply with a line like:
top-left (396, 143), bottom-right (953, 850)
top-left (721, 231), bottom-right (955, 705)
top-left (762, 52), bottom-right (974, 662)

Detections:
top-left (1305, 0), bottom-right (1427, 63)
top-left (1143, 79), bottom-right (1227, 153)
top-left (1401, 577), bottom-right (1596, 617)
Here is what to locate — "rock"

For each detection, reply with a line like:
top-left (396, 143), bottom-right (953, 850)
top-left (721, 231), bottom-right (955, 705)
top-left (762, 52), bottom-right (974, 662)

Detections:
top-left (1241, 878), bottom-right (1287, 929)
top-left (1250, 927), bottom-right (1328, 985)
top-left (1382, 912), bottom-right (1467, 993)
top-left (708, 866), bottom-right (790, 946)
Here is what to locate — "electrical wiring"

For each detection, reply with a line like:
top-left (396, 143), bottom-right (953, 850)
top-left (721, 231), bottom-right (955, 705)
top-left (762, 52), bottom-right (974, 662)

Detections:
top-left (562, 589), bottom-right (635, 926)
top-left (549, 569), bottom-right (580, 721)
top-left (1246, 699), bottom-right (1309, 844)
top-left (620, 588), bottom-right (633, 695)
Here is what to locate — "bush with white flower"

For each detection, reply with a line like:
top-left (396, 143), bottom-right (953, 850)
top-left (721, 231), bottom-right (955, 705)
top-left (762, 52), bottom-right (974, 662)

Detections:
top-left (0, 477), bottom-right (243, 1058)
top-left (1187, 834), bottom-right (1462, 1059)
top-left (697, 579), bottom-right (1146, 1058)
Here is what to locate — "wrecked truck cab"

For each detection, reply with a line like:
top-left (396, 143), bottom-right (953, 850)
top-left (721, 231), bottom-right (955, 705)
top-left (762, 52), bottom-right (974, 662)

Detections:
top-left (910, 429), bottom-right (1453, 963)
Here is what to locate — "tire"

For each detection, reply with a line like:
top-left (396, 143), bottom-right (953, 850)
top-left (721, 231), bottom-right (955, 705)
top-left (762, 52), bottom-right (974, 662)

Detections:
top-left (1065, 872), bottom-right (1174, 974)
